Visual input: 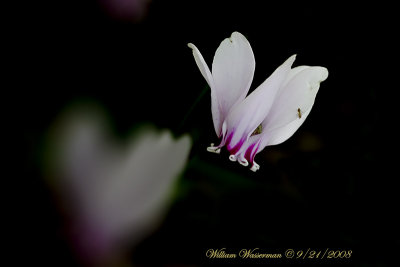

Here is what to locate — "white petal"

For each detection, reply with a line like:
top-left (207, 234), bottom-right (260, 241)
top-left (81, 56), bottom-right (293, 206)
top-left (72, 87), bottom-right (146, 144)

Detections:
top-left (237, 108), bottom-right (311, 169)
top-left (263, 66), bottom-right (328, 132)
top-left (50, 106), bottom-right (114, 205)
top-left (222, 55), bottom-right (296, 154)
top-left (188, 43), bottom-right (222, 136)
top-left (235, 65), bottom-right (328, 168)
top-left (281, 66), bottom-right (310, 88)
top-left (211, 32), bottom-right (255, 120)
top-left (187, 43), bottom-right (214, 89)
top-left (252, 66), bottom-right (327, 155)
top-left (234, 109), bottom-right (311, 169)
top-left (236, 134), bottom-right (263, 166)
top-left (253, 66), bottom-right (328, 155)
top-left (101, 129), bottom-right (191, 245)
top-left (48, 108), bottom-right (192, 260)
top-left (263, 108), bottom-right (311, 147)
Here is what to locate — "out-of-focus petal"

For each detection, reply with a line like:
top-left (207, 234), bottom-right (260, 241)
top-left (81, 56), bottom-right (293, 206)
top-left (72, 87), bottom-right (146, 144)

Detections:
top-left (46, 106), bottom-right (191, 264)
top-left (211, 32), bottom-right (255, 121)
top-left (222, 55), bottom-right (296, 154)
top-left (188, 43), bottom-right (222, 136)
top-left (99, 0), bottom-right (151, 22)
top-left (99, 129), bottom-right (191, 246)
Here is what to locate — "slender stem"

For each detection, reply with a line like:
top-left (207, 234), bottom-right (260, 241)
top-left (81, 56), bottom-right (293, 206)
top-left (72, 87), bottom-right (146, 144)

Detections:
top-left (177, 85), bottom-right (209, 132)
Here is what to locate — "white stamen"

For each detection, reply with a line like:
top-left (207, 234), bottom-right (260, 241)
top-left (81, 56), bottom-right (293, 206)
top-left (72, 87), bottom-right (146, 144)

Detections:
top-left (229, 155), bottom-right (237, 161)
top-left (250, 162), bottom-right (260, 172)
top-left (207, 144), bottom-right (221, 154)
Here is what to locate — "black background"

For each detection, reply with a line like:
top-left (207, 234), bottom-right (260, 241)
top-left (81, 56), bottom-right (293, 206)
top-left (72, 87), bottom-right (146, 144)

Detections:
top-left (9, 0), bottom-right (399, 265)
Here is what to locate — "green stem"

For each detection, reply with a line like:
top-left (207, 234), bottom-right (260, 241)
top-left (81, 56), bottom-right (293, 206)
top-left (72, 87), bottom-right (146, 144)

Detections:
top-left (177, 85), bottom-right (209, 132)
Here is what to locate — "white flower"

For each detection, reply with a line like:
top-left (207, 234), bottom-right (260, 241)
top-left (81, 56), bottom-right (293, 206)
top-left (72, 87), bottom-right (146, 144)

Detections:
top-left (45, 106), bottom-right (191, 265)
top-left (188, 32), bottom-right (328, 171)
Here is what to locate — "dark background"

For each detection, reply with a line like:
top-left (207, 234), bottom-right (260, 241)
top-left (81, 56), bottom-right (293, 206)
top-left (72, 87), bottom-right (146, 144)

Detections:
top-left (9, 0), bottom-right (398, 265)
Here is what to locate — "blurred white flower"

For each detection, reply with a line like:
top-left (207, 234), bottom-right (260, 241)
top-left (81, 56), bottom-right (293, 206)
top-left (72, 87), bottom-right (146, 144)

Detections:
top-left (188, 32), bottom-right (328, 171)
top-left (45, 105), bottom-right (191, 265)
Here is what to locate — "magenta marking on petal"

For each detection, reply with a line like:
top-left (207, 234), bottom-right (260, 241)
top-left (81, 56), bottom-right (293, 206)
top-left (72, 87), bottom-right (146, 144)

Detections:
top-left (229, 140), bottom-right (244, 155)
top-left (244, 144), bottom-right (256, 163)
top-left (225, 132), bottom-right (245, 155)
top-left (250, 143), bottom-right (260, 163)
top-left (244, 142), bottom-right (260, 166)
top-left (223, 131), bottom-right (233, 151)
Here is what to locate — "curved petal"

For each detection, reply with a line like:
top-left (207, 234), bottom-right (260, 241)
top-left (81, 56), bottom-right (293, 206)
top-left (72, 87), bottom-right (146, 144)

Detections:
top-left (211, 32), bottom-right (255, 120)
top-left (263, 66), bottom-right (328, 132)
top-left (47, 107), bottom-right (192, 262)
top-left (187, 43), bottom-right (215, 89)
top-left (75, 128), bottom-right (191, 262)
top-left (281, 66), bottom-right (310, 88)
top-left (234, 134), bottom-right (263, 167)
top-left (233, 65), bottom-right (328, 171)
top-left (188, 43), bottom-right (222, 136)
top-left (263, 108), bottom-right (311, 147)
top-left (222, 55), bottom-right (296, 154)
top-left (237, 66), bottom-right (328, 170)
top-left (100, 129), bottom-right (191, 245)
top-left (234, 108), bottom-right (311, 171)
top-left (258, 66), bottom-right (327, 155)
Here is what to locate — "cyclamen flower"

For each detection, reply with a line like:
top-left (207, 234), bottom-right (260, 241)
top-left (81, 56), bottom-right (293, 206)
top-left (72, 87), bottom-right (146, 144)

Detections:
top-left (44, 106), bottom-right (191, 266)
top-left (188, 32), bottom-right (328, 171)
